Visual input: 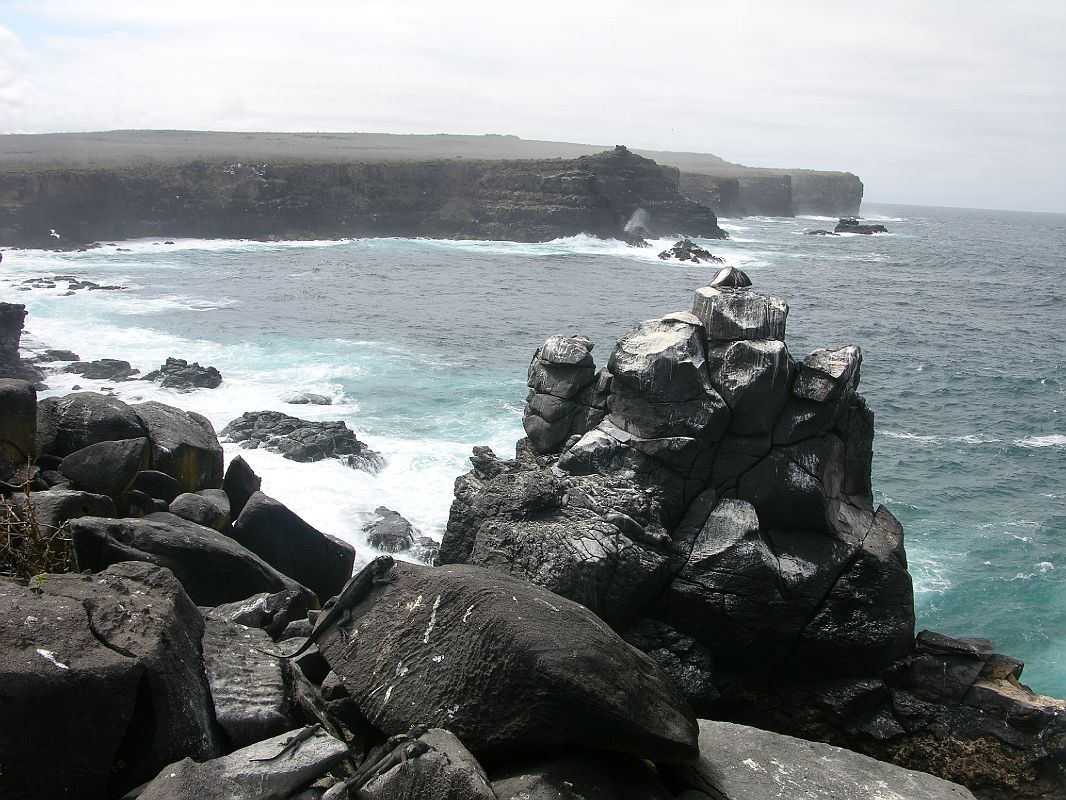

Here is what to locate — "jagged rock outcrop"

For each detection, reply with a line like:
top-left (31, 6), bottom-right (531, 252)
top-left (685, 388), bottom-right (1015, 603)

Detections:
top-left (437, 276), bottom-right (1066, 797)
top-left (0, 302), bottom-right (44, 382)
top-left (657, 239), bottom-right (724, 264)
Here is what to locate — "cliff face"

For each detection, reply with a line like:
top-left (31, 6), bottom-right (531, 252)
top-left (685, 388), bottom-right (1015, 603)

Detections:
top-left (0, 146), bottom-right (725, 247)
top-left (678, 169), bottom-right (862, 217)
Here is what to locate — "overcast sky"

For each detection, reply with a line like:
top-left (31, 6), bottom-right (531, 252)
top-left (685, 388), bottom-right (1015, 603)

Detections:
top-left (1, 0), bottom-right (1063, 212)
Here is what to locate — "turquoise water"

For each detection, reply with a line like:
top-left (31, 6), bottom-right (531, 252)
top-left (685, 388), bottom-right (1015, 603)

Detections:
top-left (2, 204), bottom-right (1064, 695)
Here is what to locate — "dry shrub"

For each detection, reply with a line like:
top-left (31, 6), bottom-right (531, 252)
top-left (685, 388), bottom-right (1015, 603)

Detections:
top-left (0, 482), bottom-right (75, 582)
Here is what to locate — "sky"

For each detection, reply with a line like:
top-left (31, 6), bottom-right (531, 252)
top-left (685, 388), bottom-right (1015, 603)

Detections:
top-left (1, 0), bottom-right (1064, 213)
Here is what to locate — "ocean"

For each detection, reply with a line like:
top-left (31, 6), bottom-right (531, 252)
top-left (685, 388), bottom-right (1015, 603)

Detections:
top-left (2, 203), bottom-right (1064, 697)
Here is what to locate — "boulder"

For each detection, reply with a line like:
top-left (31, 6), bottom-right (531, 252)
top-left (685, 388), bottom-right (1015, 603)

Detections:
top-left (657, 239), bottom-right (724, 264)
top-left (318, 560), bottom-right (698, 762)
top-left (667, 720), bottom-right (975, 800)
top-left (0, 378), bottom-right (36, 474)
top-left (607, 317), bottom-right (729, 441)
top-left (58, 437), bottom-right (149, 498)
top-left (70, 512), bottom-right (313, 606)
top-left (364, 506), bottom-right (419, 553)
top-left (36, 392), bottom-right (148, 458)
top-left (170, 491), bottom-right (231, 530)
top-left (132, 469), bottom-right (184, 503)
top-left (132, 401), bottom-right (225, 492)
top-left (442, 454), bottom-right (675, 626)
top-left (691, 286), bottom-right (788, 342)
top-left (143, 356), bottom-right (223, 391)
top-left (221, 410), bottom-right (384, 473)
top-left (708, 266), bottom-right (752, 288)
top-left (0, 578), bottom-right (144, 800)
top-left (63, 358), bottom-right (139, 381)
top-left (135, 726), bottom-right (348, 800)
top-left (492, 752), bottom-right (674, 800)
top-left (201, 617), bottom-right (298, 748)
top-left (231, 492), bottom-right (356, 604)
top-left (357, 728), bottom-right (497, 800)
top-left (793, 345), bottom-right (861, 403)
top-left (705, 339), bottom-right (793, 436)
top-left (523, 335), bottom-right (607, 455)
top-left (38, 562), bottom-right (224, 790)
top-left (222, 455), bottom-right (262, 518)
top-left (206, 589), bottom-right (310, 641)
top-left (281, 391), bottom-right (332, 405)
top-left (11, 487), bottom-right (116, 535)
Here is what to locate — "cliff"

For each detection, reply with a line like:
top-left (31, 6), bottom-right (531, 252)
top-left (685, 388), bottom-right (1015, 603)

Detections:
top-left (0, 132), bottom-right (861, 247)
top-left (0, 144), bottom-right (725, 247)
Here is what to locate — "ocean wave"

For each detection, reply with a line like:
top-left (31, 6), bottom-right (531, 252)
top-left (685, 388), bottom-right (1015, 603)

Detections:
top-left (880, 430), bottom-right (1001, 445)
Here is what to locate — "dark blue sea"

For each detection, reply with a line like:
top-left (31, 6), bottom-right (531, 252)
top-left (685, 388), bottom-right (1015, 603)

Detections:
top-left (3, 204), bottom-right (1064, 696)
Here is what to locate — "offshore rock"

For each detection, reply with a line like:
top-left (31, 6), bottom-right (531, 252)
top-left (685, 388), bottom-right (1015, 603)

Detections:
top-left (319, 560), bottom-right (698, 762)
top-left (835, 216), bottom-right (888, 234)
top-left (657, 239), bottom-right (724, 264)
top-left (143, 356), bottom-right (223, 391)
top-left (63, 358), bottom-right (139, 381)
top-left (221, 410), bottom-right (384, 473)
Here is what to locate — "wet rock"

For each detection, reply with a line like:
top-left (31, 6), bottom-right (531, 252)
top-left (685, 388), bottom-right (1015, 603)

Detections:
top-left (282, 391), bottom-right (333, 405)
top-left (321, 560), bottom-right (698, 762)
top-left (364, 506), bottom-right (419, 553)
top-left (143, 357), bottom-right (223, 391)
top-left (708, 265), bottom-right (752, 288)
top-left (221, 410), bottom-right (384, 473)
top-left (657, 239), bottom-right (724, 264)
top-left (804, 229), bottom-right (839, 236)
top-left (63, 358), bottom-right (139, 381)
top-left (523, 335), bottom-right (607, 455)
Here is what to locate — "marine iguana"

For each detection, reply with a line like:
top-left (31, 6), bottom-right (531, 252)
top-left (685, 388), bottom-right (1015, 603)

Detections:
top-left (263, 554), bottom-right (397, 659)
top-left (247, 723), bottom-right (323, 762)
top-left (320, 725), bottom-right (431, 799)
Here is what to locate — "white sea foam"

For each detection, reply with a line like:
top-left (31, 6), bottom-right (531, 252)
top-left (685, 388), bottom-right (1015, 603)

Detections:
top-left (1016, 434), bottom-right (1066, 448)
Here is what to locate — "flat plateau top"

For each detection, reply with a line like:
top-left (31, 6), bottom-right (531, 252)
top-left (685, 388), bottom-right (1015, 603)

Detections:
top-left (0, 130), bottom-right (852, 178)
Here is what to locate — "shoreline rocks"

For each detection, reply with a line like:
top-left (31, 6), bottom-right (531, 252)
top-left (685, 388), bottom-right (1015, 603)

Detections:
top-left (835, 216), bottom-right (888, 234)
top-left (221, 410), bottom-right (385, 473)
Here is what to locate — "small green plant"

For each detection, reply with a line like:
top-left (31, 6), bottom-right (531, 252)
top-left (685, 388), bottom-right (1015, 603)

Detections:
top-left (0, 480), bottom-right (75, 582)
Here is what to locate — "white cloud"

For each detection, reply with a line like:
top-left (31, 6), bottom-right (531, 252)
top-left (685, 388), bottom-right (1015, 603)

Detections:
top-left (1, 0), bottom-right (1064, 210)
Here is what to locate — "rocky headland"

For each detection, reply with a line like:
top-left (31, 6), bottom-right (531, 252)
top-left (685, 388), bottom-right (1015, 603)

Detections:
top-left (0, 131), bottom-right (862, 250)
top-left (1, 282), bottom-right (1062, 800)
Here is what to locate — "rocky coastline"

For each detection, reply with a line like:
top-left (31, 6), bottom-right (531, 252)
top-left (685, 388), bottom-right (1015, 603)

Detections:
top-left (1, 279), bottom-right (1063, 799)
